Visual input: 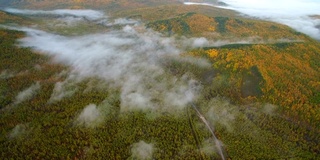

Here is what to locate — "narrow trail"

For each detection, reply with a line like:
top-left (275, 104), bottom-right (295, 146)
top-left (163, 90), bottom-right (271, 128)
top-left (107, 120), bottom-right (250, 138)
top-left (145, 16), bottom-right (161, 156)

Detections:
top-left (189, 102), bottom-right (226, 160)
top-left (187, 106), bottom-right (204, 160)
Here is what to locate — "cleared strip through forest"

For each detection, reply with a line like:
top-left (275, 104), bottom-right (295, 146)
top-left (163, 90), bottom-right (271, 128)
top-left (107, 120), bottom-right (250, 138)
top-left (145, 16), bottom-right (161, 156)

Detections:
top-left (189, 101), bottom-right (226, 160)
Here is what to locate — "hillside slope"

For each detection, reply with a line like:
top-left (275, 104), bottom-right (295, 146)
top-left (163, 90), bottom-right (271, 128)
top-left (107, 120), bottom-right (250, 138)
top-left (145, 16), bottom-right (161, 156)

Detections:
top-left (0, 2), bottom-right (319, 159)
top-left (143, 11), bottom-right (320, 128)
top-left (146, 12), bottom-right (308, 40)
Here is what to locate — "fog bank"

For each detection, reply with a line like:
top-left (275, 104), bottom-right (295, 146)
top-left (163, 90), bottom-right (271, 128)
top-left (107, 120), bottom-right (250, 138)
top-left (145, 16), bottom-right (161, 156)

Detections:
top-left (130, 141), bottom-right (154, 160)
top-left (14, 82), bottom-right (40, 105)
top-left (185, 0), bottom-right (320, 40)
top-left (3, 9), bottom-right (212, 112)
top-left (4, 8), bottom-right (105, 21)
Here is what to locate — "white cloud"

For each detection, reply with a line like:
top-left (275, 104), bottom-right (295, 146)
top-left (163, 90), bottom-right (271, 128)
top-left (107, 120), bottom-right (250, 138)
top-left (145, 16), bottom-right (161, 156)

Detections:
top-left (3, 8), bottom-right (218, 113)
top-left (14, 82), bottom-right (40, 105)
top-left (104, 18), bottom-right (139, 26)
top-left (130, 141), bottom-right (154, 160)
top-left (200, 138), bottom-right (217, 156)
top-left (223, 0), bottom-right (320, 39)
top-left (74, 104), bottom-right (101, 127)
top-left (53, 17), bottom-right (85, 27)
top-left (164, 78), bottom-right (201, 109)
top-left (205, 97), bottom-right (237, 132)
top-left (48, 78), bottom-right (78, 103)
top-left (3, 8), bottom-right (105, 21)
top-left (185, 0), bottom-right (320, 40)
top-left (13, 23), bottom-right (205, 112)
top-left (8, 124), bottom-right (28, 138)
top-left (0, 70), bottom-right (14, 79)
top-left (192, 37), bottom-right (209, 48)
top-left (262, 103), bottom-right (278, 115)
top-left (184, 2), bottom-right (216, 7)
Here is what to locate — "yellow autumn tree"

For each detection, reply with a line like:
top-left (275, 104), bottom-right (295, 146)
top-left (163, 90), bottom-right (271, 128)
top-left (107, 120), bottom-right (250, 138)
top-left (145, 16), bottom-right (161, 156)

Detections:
top-left (206, 49), bottom-right (218, 58)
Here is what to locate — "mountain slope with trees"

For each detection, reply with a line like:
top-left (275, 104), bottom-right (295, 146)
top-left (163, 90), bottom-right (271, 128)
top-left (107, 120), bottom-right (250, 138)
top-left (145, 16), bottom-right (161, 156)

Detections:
top-left (0, 1), bottom-right (319, 159)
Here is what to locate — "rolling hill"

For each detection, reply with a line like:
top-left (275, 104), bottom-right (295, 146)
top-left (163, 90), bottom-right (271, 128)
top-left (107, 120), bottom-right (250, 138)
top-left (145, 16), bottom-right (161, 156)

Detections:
top-left (0, 1), bottom-right (319, 159)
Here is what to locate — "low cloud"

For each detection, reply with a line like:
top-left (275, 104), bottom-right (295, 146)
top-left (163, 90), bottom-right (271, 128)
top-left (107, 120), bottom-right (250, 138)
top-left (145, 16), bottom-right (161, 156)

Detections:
top-left (164, 77), bottom-right (201, 109)
top-left (262, 103), bottom-right (278, 115)
top-left (8, 124), bottom-right (28, 138)
top-left (184, 2), bottom-right (216, 7)
top-left (53, 17), bottom-right (85, 27)
top-left (3, 8), bottom-right (105, 21)
top-left (104, 18), bottom-right (140, 27)
top-left (6, 10), bottom-right (208, 112)
top-left (185, 0), bottom-right (320, 40)
top-left (74, 104), bottom-right (102, 128)
top-left (48, 78), bottom-right (78, 103)
top-left (191, 37), bottom-right (210, 48)
top-left (205, 97), bottom-right (238, 132)
top-left (14, 82), bottom-right (41, 105)
top-left (200, 138), bottom-right (216, 156)
top-left (0, 70), bottom-right (14, 79)
top-left (130, 141), bottom-right (154, 160)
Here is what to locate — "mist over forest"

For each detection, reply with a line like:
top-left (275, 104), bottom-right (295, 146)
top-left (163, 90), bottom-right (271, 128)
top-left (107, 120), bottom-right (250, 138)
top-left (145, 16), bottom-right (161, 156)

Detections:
top-left (0, 0), bottom-right (319, 159)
